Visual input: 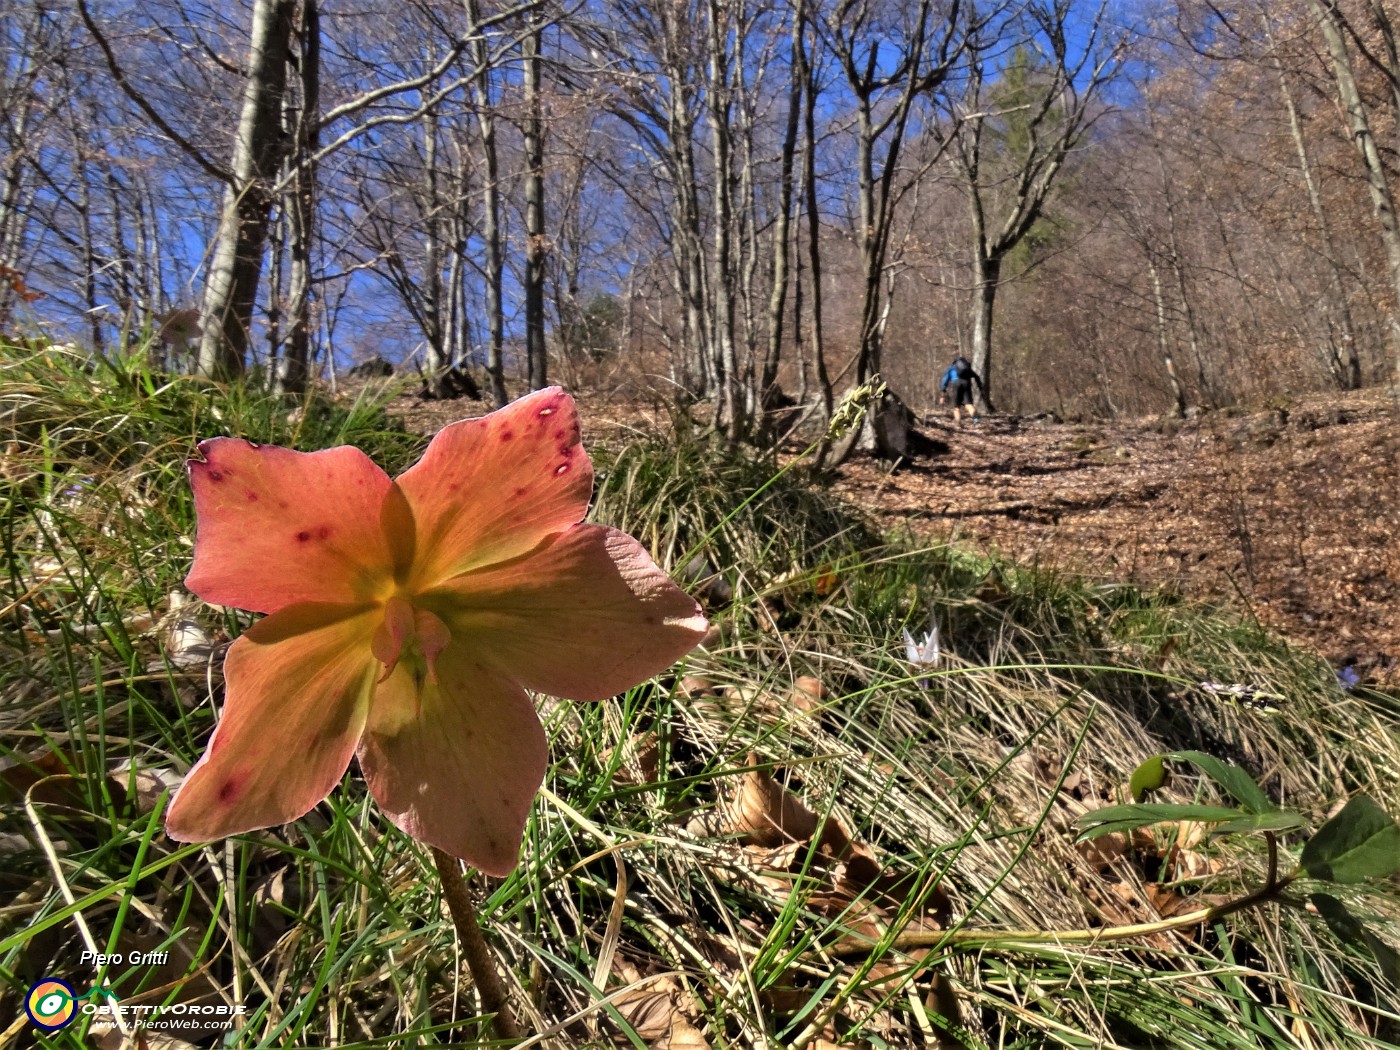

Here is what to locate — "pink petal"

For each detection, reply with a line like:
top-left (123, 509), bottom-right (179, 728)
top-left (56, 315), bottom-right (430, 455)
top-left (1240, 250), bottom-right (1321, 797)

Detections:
top-left (393, 388), bottom-right (593, 590)
top-left (358, 644), bottom-right (548, 876)
top-left (165, 604), bottom-right (380, 842)
top-left (185, 439), bottom-right (397, 614)
top-left (425, 524), bottom-right (708, 701)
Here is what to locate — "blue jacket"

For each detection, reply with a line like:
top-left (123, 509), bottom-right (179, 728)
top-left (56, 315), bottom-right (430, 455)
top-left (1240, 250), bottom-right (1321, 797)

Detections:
top-left (941, 360), bottom-right (980, 391)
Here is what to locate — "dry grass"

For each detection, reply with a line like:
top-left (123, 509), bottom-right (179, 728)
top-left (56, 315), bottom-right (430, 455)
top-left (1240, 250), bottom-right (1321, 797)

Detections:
top-left (2, 345), bottom-right (1397, 1048)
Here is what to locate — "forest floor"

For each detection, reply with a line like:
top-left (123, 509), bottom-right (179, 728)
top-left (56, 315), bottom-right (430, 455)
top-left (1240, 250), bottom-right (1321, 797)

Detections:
top-left (389, 380), bottom-right (1399, 687)
top-left (835, 387), bottom-right (1400, 686)
top-left (8, 348), bottom-right (1398, 1049)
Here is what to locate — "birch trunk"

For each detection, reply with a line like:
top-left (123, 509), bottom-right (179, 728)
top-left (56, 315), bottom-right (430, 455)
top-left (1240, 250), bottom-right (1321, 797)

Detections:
top-left (196, 0), bottom-right (297, 380)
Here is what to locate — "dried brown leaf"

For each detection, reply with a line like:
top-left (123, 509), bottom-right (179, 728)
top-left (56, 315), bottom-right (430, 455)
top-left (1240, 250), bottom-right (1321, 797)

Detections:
top-left (789, 675), bottom-right (827, 714)
top-left (1076, 830), bottom-right (1131, 872)
top-left (610, 960), bottom-right (711, 1049)
top-left (705, 759), bottom-right (855, 858)
top-left (602, 731), bottom-right (661, 786)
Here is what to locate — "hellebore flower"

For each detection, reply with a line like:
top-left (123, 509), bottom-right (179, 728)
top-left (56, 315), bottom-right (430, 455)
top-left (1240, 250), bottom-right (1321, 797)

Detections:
top-left (902, 623), bottom-right (940, 690)
top-left (165, 388), bottom-right (708, 875)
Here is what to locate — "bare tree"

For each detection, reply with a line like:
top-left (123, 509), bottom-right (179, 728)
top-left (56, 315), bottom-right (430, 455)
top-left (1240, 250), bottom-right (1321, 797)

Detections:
top-left (523, 6), bottom-right (548, 391)
top-left (703, 0), bottom-right (742, 438)
top-left (1260, 7), bottom-right (1361, 388)
top-left (196, 0), bottom-right (297, 379)
top-left (1306, 0), bottom-right (1400, 380)
top-left (280, 0), bottom-right (321, 392)
top-left (758, 0), bottom-right (808, 440)
top-left (939, 0), bottom-right (1120, 410)
top-left (579, 0), bottom-right (713, 397)
top-left (826, 0), bottom-right (965, 392)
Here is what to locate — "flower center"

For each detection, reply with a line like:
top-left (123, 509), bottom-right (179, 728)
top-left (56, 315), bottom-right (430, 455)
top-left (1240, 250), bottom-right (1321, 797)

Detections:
top-left (371, 596), bottom-right (450, 686)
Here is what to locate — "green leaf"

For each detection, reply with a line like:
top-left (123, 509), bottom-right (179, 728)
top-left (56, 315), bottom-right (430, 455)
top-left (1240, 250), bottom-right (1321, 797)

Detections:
top-left (1130, 756), bottom-right (1168, 802)
top-left (1309, 893), bottom-right (1400, 987)
top-left (1301, 795), bottom-right (1400, 884)
top-left (1166, 751), bottom-right (1273, 813)
top-left (1075, 803), bottom-right (1241, 842)
top-left (1209, 811), bottom-right (1306, 838)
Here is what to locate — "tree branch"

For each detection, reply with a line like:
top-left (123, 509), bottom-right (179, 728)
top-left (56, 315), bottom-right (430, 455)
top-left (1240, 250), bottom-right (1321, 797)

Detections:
top-left (74, 0), bottom-right (230, 185)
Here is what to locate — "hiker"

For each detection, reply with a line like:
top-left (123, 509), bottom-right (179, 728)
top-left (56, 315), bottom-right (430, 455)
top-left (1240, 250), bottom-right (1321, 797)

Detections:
top-left (939, 355), bottom-right (984, 424)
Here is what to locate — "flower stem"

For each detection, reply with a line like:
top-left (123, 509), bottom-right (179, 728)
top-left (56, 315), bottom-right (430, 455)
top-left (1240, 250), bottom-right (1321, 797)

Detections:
top-left (431, 847), bottom-right (523, 1044)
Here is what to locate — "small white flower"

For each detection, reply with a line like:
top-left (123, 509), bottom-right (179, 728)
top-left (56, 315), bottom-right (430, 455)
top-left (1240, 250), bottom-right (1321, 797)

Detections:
top-left (902, 623), bottom-right (940, 689)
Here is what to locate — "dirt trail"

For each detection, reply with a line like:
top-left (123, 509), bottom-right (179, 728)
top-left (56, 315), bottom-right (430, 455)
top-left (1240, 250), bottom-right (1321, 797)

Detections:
top-left (834, 389), bottom-right (1400, 684)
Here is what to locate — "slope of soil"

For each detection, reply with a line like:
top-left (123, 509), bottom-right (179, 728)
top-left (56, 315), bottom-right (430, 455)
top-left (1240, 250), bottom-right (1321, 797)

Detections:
top-left (381, 378), bottom-right (1398, 686)
top-left (834, 389), bottom-right (1400, 685)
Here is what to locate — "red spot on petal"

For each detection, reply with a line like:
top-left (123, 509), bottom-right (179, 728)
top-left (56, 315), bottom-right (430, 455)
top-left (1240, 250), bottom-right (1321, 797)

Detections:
top-left (317, 525), bottom-right (332, 540)
top-left (206, 469), bottom-right (224, 482)
top-left (245, 491), bottom-right (259, 502)
top-left (514, 487), bottom-right (528, 498)
top-left (500, 428), bottom-right (515, 441)
top-left (296, 530), bottom-right (311, 542)
top-left (217, 776), bottom-right (243, 803)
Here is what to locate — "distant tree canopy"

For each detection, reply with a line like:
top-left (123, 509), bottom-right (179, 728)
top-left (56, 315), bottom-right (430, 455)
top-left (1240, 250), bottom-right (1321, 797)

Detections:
top-left (1, 0), bottom-right (1396, 427)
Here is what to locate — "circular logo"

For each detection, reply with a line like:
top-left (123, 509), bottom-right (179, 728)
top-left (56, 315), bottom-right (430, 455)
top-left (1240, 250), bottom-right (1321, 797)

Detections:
top-left (26, 978), bottom-right (77, 1031)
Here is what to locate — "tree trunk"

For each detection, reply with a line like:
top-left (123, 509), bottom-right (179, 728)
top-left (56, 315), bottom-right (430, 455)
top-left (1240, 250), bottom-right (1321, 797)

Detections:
top-left (853, 95), bottom-right (884, 385)
top-left (1311, 0), bottom-right (1400, 382)
top-left (480, 116), bottom-right (507, 405)
top-left (264, 186), bottom-right (285, 369)
top-left (969, 251), bottom-right (1000, 412)
top-left (671, 71), bottom-right (709, 399)
top-left (824, 0), bottom-right (952, 459)
top-left (0, 4), bottom-right (45, 312)
top-left (1264, 12), bottom-right (1360, 389)
top-left (802, 17), bottom-right (831, 454)
top-left (446, 150), bottom-right (472, 374)
top-left (705, 0), bottom-right (742, 440)
top-left (1148, 259), bottom-right (1187, 418)
top-left (69, 119), bottom-right (104, 354)
top-left (730, 0), bottom-right (759, 408)
top-left (523, 15), bottom-right (547, 391)
top-left (421, 102), bottom-right (448, 392)
top-left (759, 0), bottom-right (804, 443)
top-left (282, 0), bottom-right (320, 394)
top-left (468, 0), bottom-right (507, 406)
top-left (196, 0), bottom-right (297, 381)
